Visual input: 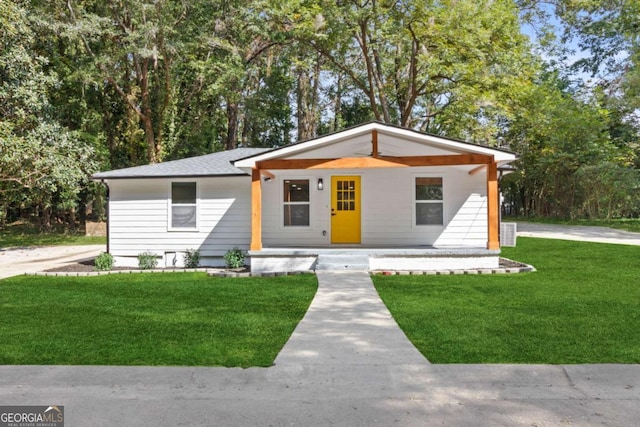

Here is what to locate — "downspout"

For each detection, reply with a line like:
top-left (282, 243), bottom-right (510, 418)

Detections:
top-left (100, 179), bottom-right (110, 254)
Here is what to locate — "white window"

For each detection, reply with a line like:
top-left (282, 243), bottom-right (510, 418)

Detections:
top-left (170, 182), bottom-right (197, 229)
top-left (283, 179), bottom-right (310, 226)
top-left (415, 177), bottom-right (443, 225)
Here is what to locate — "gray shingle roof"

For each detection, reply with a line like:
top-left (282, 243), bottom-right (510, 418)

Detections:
top-left (92, 148), bottom-right (269, 179)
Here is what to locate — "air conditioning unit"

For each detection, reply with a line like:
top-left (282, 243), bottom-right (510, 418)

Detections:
top-left (500, 222), bottom-right (517, 247)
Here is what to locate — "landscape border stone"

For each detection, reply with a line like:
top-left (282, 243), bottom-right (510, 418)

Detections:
top-left (29, 258), bottom-right (535, 278)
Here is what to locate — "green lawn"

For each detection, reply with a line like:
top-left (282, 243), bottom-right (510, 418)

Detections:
top-left (373, 238), bottom-right (640, 364)
top-left (0, 223), bottom-right (106, 248)
top-left (0, 273), bottom-right (317, 367)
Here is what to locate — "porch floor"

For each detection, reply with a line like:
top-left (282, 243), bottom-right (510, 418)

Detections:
top-left (251, 246), bottom-right (499, 257)
top-left (249, 246), bottom-right (501, 273)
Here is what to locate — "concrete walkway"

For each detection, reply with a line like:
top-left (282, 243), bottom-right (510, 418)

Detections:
top-left (2, 268), bottom-right (640, 426)
top-left (0, 245), bottom-right (105, 279)
top-left (275, 271), bottom-right (428, 366)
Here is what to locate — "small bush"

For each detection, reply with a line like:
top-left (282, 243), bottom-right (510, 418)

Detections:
top-left (224, 247), bottom-right (245, 269)
top-left (94, 252), bottom-right (114, 271)
top-left (183, 249), bottom-right (200, 268)
top-left (138, 251), bottom-right (158, 270)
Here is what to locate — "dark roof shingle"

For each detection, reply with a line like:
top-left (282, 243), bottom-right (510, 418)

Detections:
top-left (92, 148), bottom-right (269, 179)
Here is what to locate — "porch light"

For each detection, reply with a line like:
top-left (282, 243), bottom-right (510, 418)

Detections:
top-left (317, 178), bottom-right (324, 190)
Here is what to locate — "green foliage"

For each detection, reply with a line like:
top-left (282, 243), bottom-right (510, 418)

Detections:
top-left (575, 162), bottom-right (640, 219)
top-left (137, 251), bottom-right (158, 270)
top-left (3, 0), bottom-right (639, 230)
top-left (269, 0), bottom-right (536, 139)
top-left (501, 70), bottom-right (638, 219)
top-left (0, 273), bottom-right (317, 367)
top-left (224, 247), bottom-right (245, 269)
top-left (94, 252), bottom-right (114, 271)
top-left (0, 1), bottom-right (100, 229)
top-left (183, 249), bottom-right (201, 268)
top-left (374, 238), bottom-right (640, 363)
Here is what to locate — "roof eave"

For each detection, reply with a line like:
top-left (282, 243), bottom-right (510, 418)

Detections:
top-left (91, 172), bottom-right (250, 181)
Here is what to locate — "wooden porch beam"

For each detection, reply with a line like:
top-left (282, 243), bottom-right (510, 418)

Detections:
top-left (250, 168), bottom-right (262, 251)
top-left (256, 158), bottom-right (328, 170)
top-left (309, 157), bottom-right (409, 169)
top-left (486, 161), bottom-right (500, 250)
top-left (378, 153), bottom-right (493, 167)
top-left (468, 164), bottom-right (486, 175)
top-left (256, 153), bottom-right (494, 170)
top-left (371, 129), bottom-right (379, 158)
top-left (260, 169), bottom-right (275, 180)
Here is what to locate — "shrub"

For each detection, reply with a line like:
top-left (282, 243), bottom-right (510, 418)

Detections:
top-left (224, 247), bottom-right (245, 269)
top-left (137, 251), bottom-right (158, 270)
top-left (94, 252), bottom-right (114, 271)
top-left (183, 249), bottom-right (201, 268)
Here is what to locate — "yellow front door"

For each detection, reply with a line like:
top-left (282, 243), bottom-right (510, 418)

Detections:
top-left (331, 176), bottom-right (361, 244)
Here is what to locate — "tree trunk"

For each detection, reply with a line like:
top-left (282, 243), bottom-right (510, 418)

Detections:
top-left (296, 64), bottom-right (318, 142)
top-left (226, 101), bottom-right (239, 150)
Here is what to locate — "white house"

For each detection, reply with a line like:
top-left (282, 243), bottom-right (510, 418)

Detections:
top-left (93, 122), bottom-right (517, 272)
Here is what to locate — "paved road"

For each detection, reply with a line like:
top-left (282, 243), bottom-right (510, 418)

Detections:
top-left (0, 245), bottom-right (105, 279)
top-left (2, 269), bottom-right (640, 426)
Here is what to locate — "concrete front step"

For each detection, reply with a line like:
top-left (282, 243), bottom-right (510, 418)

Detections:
top-left (315, 254), bottom-right (370, 271)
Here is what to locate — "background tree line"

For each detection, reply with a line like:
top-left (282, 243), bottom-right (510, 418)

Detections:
top-left (1, 0), bottom-right (638, 231)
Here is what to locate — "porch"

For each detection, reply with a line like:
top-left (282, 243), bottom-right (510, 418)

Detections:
top-left (249, 246), bottom-right (501, 273)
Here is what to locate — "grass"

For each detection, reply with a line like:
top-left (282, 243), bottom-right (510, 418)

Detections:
top-left (0, 273), bottom-right (317, 367)
top-left (0, 222), bottom-right (106, 249)
top-left (373, 237), bottom-right (640, 364)
top-left (506, 216), bottom-right (640, 233)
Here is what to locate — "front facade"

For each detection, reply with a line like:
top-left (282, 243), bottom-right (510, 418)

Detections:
top-left (94, 122), bottom-right (517, 272)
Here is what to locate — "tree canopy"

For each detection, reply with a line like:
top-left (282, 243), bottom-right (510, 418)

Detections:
top-left (1, 0), bottom-right (638, 229)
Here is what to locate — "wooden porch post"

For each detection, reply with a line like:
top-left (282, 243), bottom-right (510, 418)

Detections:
top-left (250, 168), bottom-right (262, 251)
top-left (487, 161), bottom-right (500, 250)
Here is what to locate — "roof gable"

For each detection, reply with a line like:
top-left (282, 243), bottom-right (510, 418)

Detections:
top-left (234, 122), bottom-right (516, 169)
top-left (92, 147), bottom-right (270, 180)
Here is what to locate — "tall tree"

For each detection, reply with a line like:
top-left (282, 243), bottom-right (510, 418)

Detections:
top-left (1, 1), bottom-right (98, 229)
top-left (502, 69), bottom-right (638, 218)
top-left (269, 0), bottom-right (535, 141)
top-left (62, 0), bottom-right (185, 164)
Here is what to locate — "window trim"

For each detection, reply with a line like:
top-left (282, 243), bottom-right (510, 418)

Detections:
top-left (413, 175), bottom-right (444, 227)
top-left (282, 177), bottom-right (312, 228)
top-left (168, 180), bottom-right (199, 231)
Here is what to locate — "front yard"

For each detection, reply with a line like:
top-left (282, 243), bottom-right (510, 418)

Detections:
top-left (373, 237), bottom-right (640, 364)
top-left (2, 237), bottom-right (639, 366)
top-left (0, 273), bottom-right (317, 367)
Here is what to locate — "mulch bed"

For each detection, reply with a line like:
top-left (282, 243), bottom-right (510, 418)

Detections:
top-left (46, 257), bottom-right (528, 273)
top-left (46, 260), bottom-right (96, 273)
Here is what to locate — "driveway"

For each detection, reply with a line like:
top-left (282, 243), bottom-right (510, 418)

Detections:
top-left (0, 245), bottom-right (104, 279)
top-left (517, 222), bottom-right (640, 246)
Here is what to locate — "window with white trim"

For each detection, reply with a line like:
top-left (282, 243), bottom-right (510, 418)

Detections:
top-left (170, 182), bottom-right (197, 229)
top-left (415, 177), bottom-right (443, 225)
top-left (283, 179), bottom-right (310, 226)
